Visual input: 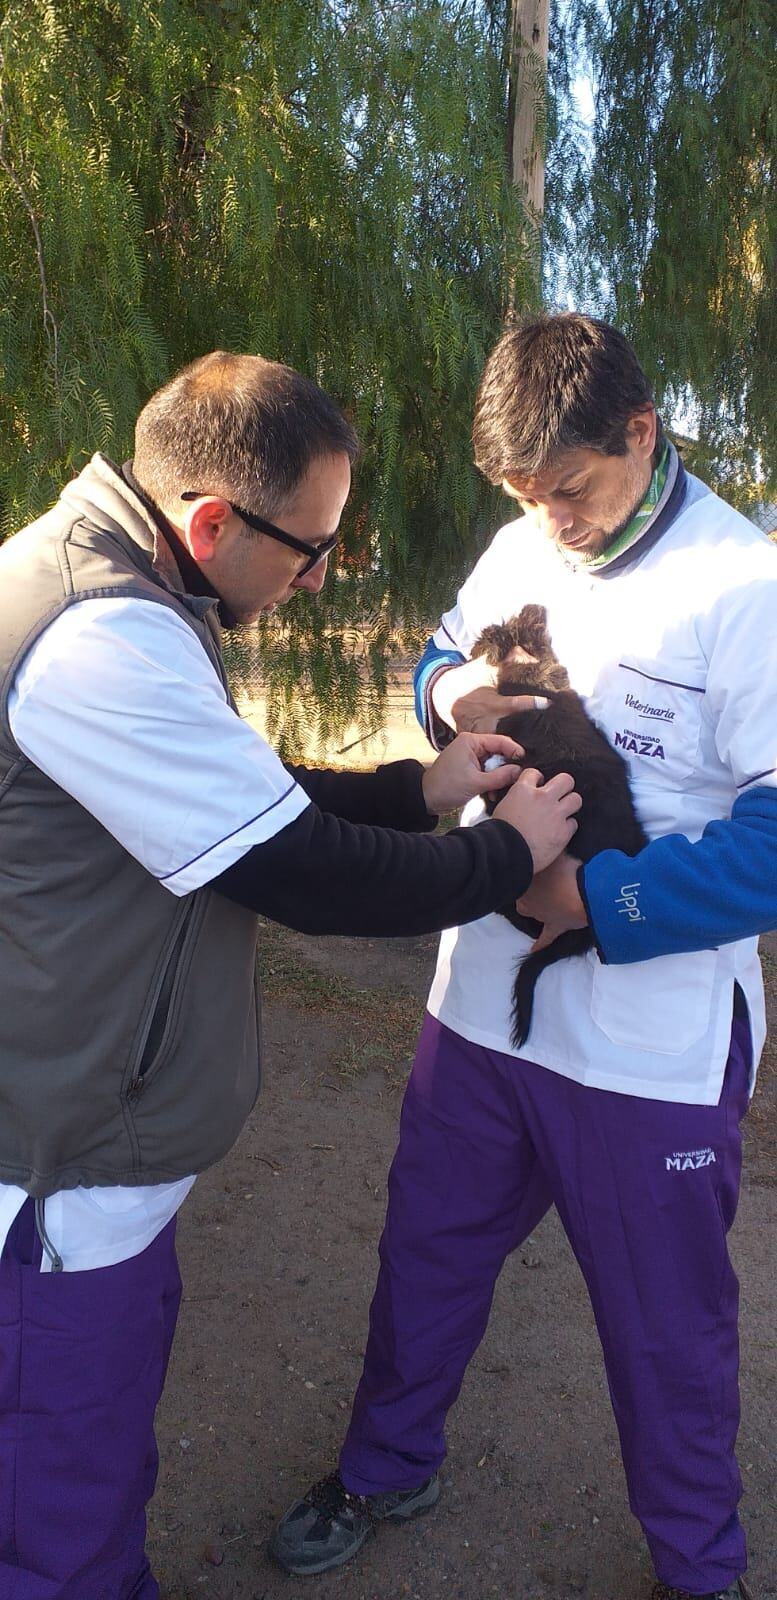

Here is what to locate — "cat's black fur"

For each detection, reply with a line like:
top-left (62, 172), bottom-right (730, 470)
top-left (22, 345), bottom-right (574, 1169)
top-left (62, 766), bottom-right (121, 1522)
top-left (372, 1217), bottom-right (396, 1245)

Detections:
top-left (472, 604), bottom-right (648, 1048)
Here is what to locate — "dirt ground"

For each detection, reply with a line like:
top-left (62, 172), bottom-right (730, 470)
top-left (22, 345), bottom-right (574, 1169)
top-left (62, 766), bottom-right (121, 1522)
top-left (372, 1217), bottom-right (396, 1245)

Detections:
top-left (147, 918), bottom-right (777, 1600)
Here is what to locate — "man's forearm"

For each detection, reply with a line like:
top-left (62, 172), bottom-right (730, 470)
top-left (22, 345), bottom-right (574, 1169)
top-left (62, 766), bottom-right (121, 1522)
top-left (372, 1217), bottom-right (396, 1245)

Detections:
top-left (213, 805), bottom-right (533, 937)
top-left (285, 759), bottom-right (436, 831)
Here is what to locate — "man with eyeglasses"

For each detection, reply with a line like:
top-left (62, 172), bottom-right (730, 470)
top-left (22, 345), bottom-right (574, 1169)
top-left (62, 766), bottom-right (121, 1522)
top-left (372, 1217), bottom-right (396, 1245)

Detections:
top-left (0, 349), bottom-right (581, 1599)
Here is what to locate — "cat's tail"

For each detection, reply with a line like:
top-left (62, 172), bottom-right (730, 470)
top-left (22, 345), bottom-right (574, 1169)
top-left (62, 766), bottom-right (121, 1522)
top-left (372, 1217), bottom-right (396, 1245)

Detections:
top-left (510, 928), bottom-right (593, 1049)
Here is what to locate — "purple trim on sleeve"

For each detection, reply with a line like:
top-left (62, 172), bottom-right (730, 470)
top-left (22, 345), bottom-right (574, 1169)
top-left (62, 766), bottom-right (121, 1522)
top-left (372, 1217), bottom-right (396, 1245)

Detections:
top-left (159, 781), bottom-right (301, 881)
top-left (737, 767), bottom-right (777, 790)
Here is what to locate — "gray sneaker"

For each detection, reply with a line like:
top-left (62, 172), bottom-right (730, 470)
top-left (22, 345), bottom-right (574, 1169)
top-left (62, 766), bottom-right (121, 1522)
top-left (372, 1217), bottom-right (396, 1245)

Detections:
top-left (651, 1578), bottom-right (753, 1600)
top-left (268, 1468), bottom-right (441, 1575)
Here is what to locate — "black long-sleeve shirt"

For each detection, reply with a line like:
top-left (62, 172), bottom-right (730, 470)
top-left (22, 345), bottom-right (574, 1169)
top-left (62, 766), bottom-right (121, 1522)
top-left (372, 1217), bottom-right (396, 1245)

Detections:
top-left (213, 758), bottom-right (533, 937)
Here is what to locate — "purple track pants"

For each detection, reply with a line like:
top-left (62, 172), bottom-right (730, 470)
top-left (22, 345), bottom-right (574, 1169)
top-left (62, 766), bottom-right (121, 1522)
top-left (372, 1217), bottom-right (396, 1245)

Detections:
top-left (340, 1002), bottom-right (752, 1595)
top-left (0, 1206), bottom-right (181, 1599)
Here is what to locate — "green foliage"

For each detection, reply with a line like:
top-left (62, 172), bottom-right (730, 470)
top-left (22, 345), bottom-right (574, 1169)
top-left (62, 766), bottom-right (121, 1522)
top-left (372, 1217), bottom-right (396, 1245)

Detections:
top-left (6, 0), bottom-right (773, 748)
top-left (552, 0), bottom-right (777, 505)
top-left (0, 0), bottom-right (530, 744)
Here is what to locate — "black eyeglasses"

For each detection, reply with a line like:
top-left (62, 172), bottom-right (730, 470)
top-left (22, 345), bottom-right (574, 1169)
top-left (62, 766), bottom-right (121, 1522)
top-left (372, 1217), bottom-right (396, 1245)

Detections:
top-left (180, 493), bottom-right (337, 576)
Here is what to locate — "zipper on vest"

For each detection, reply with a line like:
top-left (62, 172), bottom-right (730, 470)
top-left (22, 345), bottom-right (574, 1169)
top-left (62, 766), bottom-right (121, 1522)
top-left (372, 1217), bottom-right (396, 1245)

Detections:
top-left (126, 895), bottom-right (205, 1101)
top-left (34, 1198), bottom-right (63, 1273)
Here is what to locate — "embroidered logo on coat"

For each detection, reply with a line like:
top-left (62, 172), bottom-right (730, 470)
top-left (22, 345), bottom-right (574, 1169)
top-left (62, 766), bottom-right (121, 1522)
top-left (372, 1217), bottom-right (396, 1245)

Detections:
top-left (665, 1147), bottom-right (717, 1172)
top-left (615, 882), bottom-right (644, 922)
top-left (613, 729), bottom-right (666, 760)
top-left (624, 692), bottom-right (675, 723)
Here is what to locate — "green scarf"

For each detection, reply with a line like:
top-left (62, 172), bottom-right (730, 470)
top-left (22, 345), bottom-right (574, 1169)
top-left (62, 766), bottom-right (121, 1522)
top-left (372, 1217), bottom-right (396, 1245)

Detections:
top-left (578, 443), bottom-right (671, 570)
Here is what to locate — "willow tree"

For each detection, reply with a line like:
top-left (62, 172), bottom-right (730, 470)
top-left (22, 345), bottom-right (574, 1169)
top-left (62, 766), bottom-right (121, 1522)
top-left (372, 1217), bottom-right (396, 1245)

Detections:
top-left (7, 3), bottom-right (771, 744)
top-left (554, 0), bottom-right (777, 505)
top-left (0, 0), bottom-right (531, 745)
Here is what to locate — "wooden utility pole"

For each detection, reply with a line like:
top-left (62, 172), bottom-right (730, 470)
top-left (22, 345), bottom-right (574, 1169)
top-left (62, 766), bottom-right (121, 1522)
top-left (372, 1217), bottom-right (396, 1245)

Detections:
top-left (507, 0), bottom-right (550, 298)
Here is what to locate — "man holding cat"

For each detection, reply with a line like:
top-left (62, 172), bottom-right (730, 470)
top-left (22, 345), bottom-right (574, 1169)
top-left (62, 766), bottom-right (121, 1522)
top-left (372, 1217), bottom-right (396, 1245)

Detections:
top-left (271, 314), bottom-right (777, 1600)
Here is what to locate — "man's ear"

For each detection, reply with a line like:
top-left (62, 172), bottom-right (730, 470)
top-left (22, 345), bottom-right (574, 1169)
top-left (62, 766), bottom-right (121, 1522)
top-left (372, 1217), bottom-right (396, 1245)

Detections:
top-left (180, 497), bottom-right (233, 564)
top-left (626, 407), bottom-right (658, 460)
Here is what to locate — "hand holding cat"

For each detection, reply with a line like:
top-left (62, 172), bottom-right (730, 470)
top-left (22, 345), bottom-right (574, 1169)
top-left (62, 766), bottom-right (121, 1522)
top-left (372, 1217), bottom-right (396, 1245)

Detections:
top-left (431, 655), bottom-right (537, 734)
top-left (517, 854), bottom-right (589, 950)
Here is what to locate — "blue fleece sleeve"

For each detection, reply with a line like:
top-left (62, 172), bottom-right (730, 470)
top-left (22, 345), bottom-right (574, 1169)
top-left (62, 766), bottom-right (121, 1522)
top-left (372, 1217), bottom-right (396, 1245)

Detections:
top-left (582, 784), bottom-right (777, 963)
top-left (413, 637), bottom-right (466, 743)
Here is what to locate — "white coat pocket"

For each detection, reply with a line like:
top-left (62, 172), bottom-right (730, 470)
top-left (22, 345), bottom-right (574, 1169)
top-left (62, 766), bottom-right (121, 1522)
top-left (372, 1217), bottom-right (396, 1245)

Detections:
top-left (590, 948), bottom-right (718, 1056)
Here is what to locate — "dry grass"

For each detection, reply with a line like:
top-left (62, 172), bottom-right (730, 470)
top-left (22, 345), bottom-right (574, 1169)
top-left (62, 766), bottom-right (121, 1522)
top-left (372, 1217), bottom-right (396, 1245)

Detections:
top-left (258, 919), bottom-right (425, 1089)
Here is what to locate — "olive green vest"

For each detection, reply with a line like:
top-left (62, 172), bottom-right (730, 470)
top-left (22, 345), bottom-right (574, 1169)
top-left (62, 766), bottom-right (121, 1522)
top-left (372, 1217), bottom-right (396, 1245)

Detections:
top-left (0, 455), bottom-right (262, 1196)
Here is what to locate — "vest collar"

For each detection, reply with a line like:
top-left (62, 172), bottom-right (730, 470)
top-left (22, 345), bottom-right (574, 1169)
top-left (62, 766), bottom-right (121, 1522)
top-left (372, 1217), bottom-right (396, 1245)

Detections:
top-left (120, 461), bottom-right (238, 628)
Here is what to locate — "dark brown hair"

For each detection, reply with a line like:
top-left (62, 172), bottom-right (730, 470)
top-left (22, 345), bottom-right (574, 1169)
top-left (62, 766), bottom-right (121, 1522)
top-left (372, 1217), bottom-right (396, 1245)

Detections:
top-left (472, 313), bottom-right (655, 485)
top-left (133, 351), bottom-right (359, 515)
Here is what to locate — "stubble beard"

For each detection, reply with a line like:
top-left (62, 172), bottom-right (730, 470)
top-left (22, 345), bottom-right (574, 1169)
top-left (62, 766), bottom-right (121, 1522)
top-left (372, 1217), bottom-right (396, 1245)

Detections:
top-left (569, 460), bottom-right (650, 560)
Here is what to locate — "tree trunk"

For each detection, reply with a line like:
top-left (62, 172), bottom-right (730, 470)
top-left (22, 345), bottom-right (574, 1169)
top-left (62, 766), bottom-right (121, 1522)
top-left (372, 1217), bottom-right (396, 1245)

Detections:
top-left (507, 0), bottom-right (550, 300)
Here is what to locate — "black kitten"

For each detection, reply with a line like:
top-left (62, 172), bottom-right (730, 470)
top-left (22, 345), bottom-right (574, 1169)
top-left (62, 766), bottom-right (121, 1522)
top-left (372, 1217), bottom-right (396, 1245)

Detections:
top-left (472, 604), bottom-right (647, 1048)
